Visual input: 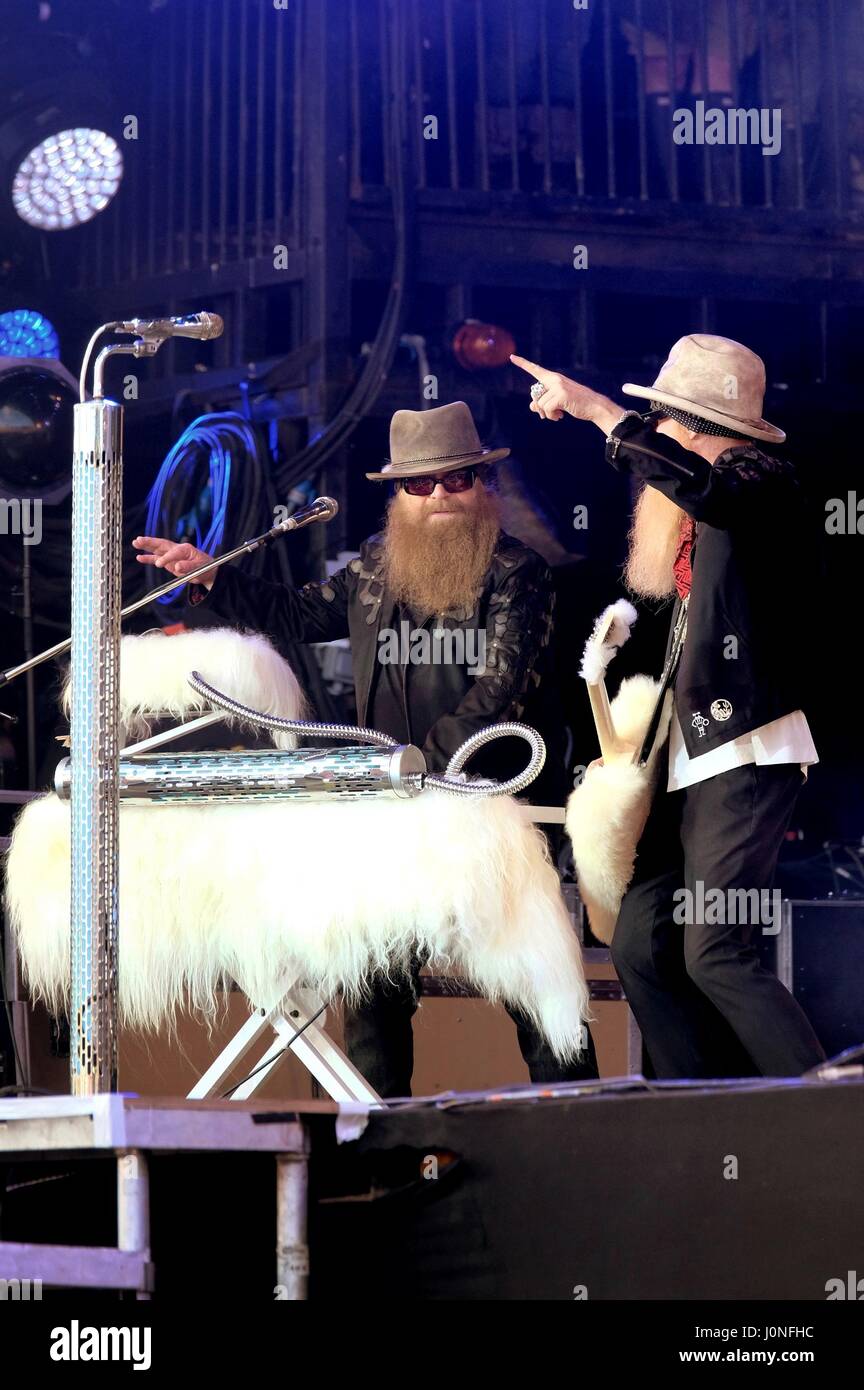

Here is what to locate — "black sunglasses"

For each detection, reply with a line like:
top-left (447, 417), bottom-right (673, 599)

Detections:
top-left (399, 467), bottom-right (479, 497)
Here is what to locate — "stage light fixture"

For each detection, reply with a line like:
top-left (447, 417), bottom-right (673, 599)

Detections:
top-left (11, 127), bottom-right (123, 230)
top-left (0, 309), bottom-right (60, 359)
top-left (451, 320), bottom-right (517, 370)
top-left (0, 357), bottom-right (77, 501)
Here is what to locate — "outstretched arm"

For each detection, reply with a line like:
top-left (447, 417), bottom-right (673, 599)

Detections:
top-left (132, 535), bottom-right (351, 644)
top-left (509, 355), bottom-right (796, 528)
top-left (510, 354), bottom-right (623, 434)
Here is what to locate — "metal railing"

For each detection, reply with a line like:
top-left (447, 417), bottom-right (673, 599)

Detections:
top-left (76, 0), bottom-right (861, 292)
top-left (77, 0), bottom-right (303, 290)
top-left (351, 0), bottom-right (856, 214)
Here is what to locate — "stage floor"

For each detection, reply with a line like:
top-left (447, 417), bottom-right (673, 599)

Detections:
top-left (0, 1075), bottom-right (860, 1300)
top-left (310, 1072), bottom-right (864, 1301)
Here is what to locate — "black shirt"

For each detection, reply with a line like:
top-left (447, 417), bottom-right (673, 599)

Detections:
top-left (367, 604), bottom-right (479, 749)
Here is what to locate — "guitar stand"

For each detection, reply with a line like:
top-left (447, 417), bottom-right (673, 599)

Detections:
top-left (187, 983), bottom-right (383, 1106)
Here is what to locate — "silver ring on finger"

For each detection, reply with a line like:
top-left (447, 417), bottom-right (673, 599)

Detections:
top-left (530, 382), bottom-right (548, 402)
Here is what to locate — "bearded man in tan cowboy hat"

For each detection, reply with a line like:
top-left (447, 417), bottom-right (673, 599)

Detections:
top-left (513, 335), bottom-right (826, 1080)
top-left (133, 400), bottom-right (599, 1097)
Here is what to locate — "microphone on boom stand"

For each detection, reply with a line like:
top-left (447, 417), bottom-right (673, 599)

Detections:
top-left (0, 498), bottom-right (340, 690)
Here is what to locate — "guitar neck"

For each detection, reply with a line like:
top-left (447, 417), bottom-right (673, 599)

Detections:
top-left (586, 681), bottom-right (624, 761)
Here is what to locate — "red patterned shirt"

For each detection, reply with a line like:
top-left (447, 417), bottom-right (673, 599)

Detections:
top-left (672, 517), bottom-right (696, 600)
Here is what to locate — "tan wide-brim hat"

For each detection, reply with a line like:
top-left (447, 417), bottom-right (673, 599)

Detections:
top-left (365, 400), bottom-right (510, 480)
top-left (622, 333), bottom-right (785, 444)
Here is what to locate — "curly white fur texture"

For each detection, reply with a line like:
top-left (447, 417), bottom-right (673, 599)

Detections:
top-left (61, 627), bottom-right (306, 748)
top-left (579, 599), bottom-right (638, 686)
top-left (566, 674), bottom-right (666, 944)
top-left (6, 789), bottom-right (590, 1061)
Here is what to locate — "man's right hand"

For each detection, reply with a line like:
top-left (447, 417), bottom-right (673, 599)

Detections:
top-left (132, 536), bottom-right (218, 590)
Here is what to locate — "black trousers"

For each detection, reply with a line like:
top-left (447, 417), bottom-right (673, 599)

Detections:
top-left (611, 758), bottom-right (827, 1079)
top-left (342, 965), bottom-right (599, 1098)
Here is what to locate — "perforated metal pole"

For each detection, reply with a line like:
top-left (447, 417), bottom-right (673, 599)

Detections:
top-left (69, 396), bottom-right (123, 1094)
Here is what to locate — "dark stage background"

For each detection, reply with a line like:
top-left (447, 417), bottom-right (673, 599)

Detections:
top-left (0, 0), bottom-right (862, 886)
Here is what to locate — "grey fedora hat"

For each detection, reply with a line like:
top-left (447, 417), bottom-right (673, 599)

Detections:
top-left (365, 401), bottom-right (510, 481)
top-left (622, 334), bottom-right (785, 444)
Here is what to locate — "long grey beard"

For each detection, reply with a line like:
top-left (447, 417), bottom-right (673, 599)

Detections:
top-left (623, 484), bottom-right (687, 600)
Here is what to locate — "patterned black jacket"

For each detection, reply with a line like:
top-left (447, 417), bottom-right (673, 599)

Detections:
top-left (188, 532), bottom-right (564, 794)
top-left (606, 411), bottom-right (817, 757)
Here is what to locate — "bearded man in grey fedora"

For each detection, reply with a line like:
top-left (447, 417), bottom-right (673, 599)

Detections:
top-left (133, 400), bottom-right (599, 1097)
top-left (514, 334), bottom-right (826, 1081)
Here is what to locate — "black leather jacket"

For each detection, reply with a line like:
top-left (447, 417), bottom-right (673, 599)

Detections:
top-left (606, 411), bottom-right (817, 757)
top-left (187, 531), bottom-right (564, 795)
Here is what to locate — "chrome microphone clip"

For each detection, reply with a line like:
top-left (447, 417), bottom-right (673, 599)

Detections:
top-left (116, 312), bottom-right (225, 342)
top-left (81, 311), bottom-right (226, 400)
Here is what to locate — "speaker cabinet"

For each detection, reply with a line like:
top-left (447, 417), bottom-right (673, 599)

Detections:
top-left (759, 898), bottom-right (864, 1061)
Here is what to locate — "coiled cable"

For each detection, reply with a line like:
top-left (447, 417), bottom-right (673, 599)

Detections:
top-left (187, 671), bottom-right (545, 798)
top-left (144, 413), bottom-right (262, 606)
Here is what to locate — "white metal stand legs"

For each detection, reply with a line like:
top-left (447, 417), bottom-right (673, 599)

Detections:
top-left (187, 986), bottom-right (383, 1106)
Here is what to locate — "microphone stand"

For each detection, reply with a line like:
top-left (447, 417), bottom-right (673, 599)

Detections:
top-left (0, 501), bottom-right (336, 690)
top-left (61, 313), bottom-right (226, 1097)
top-left (20, 535), bottom-right (37, 788)
top-left (68, 324), bottom-right (133, 1096)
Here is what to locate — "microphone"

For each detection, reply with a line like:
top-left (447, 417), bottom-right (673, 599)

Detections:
top-left (117, 312), bottom-right (225, 341)
top-left (276, 496), bottom-right (339, 532)
top-left (0, 495), bottom-right (340, 684)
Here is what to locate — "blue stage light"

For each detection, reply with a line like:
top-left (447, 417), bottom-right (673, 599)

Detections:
top-left (0, 309), bottom-right (60, 360)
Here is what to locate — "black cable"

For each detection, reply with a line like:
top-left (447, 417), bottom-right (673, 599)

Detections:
top-left (0, 1168), bottom-right (74, 1186)
top-left (272, 0), bottom-right (414, 495)
top-left (0, 1086), bottom-right (53, 1098)
top-left (219, 998), bottom-right (331, 1100)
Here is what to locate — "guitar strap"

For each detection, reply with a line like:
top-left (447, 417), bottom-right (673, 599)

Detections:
top-left (636, 595), bottom-right (689, 767)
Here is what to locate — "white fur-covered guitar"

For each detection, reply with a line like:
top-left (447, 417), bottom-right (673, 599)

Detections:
top-left (565, 600), bottom-right (674, 944)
